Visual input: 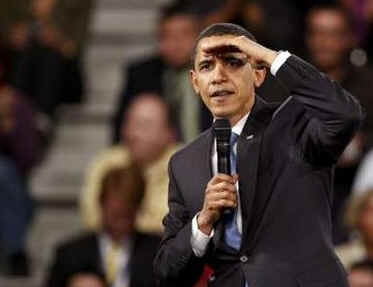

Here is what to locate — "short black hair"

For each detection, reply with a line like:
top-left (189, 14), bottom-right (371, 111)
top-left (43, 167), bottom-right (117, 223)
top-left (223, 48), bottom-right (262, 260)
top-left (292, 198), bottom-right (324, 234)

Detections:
top-left (190, 23), bottom-right (257, 69)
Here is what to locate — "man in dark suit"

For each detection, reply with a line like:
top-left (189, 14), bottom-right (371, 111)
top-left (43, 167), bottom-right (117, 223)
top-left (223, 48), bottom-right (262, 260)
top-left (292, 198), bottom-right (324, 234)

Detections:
top-left (46, 165), bottom-right (161, 287)
top-left (112, 2), bottom-right (212, 144)
top-left (153, 23), bottom-right (363, 287)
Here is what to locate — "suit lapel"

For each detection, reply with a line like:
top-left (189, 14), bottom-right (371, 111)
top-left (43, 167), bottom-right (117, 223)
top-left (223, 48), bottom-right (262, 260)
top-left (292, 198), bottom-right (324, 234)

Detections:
top-left (89, 234), bottom-right (104, 274)
top-left (237, 96), bottom-right (275, 250)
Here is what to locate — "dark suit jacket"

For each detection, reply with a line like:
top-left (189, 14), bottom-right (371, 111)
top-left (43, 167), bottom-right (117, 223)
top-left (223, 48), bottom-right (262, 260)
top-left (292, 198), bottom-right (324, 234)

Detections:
top-left (47, 231), bottom-right (161, 287)
top-left (112, 55), bottom-right (212, 143)
top-left (153, 56), bottom-right (363, 287)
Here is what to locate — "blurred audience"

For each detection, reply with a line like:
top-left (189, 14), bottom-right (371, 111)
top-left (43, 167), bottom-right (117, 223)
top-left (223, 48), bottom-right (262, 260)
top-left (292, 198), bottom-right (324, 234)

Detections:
top-left (8, 0), bottom-right (94, 140)
top-left (349, 259), bottom-right (373, 287)
top-left (46, 164), bottom-right (160, 287)
top-left (304, 3), bottom-right (373, 244)
top-left (0, 47), bottom-right (43, 276)
top-left (82, 94), bottom-right (180, 234)
top-left (112, 2), bottom-right (212, 144)
top-left (340, 0), bottom-right (373, 65)
top-left (336, 189), bottom-right (373, 269)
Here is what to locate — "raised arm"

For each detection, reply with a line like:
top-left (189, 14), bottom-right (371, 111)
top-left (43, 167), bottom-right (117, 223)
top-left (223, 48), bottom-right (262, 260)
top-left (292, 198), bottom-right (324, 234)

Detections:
top-left (227, 36), bottom-right (363, 165)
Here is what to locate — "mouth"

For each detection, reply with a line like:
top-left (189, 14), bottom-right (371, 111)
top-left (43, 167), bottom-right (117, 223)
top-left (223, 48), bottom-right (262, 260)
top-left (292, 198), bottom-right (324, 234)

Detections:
top-left (210, 90), bottom-right (234, 98)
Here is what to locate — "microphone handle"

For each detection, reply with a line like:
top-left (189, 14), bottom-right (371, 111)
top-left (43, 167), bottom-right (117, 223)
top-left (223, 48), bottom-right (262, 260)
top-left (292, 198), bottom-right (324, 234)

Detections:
top-left (217, 152), bottom-right (231, 175)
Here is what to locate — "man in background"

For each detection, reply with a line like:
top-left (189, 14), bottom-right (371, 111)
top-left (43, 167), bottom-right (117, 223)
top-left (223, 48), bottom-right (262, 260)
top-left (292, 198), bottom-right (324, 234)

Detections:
top-left (47, 164), bottom-right (160, 287)
top-left (112, 2), bottom-right (211, 144)
top-left (81, 93), bottom-right (179, 234)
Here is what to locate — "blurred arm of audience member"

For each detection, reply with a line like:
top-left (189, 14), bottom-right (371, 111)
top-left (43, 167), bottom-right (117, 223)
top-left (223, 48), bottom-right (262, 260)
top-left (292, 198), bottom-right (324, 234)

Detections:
top-left (0, 85), bottom-right (43, 174)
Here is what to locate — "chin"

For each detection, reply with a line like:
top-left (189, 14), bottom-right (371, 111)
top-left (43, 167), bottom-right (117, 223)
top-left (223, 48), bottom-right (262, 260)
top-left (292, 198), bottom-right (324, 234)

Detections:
top-left (211, 108), bottom-right (233, 119)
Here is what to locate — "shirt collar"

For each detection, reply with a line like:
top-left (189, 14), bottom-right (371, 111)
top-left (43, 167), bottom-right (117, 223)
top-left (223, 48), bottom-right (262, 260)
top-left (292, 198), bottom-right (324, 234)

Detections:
top-left (213, 112), bottom-right (250, 137)
top-left (232, 112), bottom-right (249, 137)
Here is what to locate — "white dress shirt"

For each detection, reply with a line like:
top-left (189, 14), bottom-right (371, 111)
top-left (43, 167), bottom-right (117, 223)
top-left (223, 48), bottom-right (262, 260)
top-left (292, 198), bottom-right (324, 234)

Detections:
top-left (190, 50), bottom-right (291, 257)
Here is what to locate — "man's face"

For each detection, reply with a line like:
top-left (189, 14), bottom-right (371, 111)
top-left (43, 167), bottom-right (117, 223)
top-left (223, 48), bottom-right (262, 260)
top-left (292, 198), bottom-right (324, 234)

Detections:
top-left (122, 95), bottom-right (173, 166)
top-left (190, 35), bottom-right (258, 125)
top-left (32, 0), bottom-right (56, 20)
top-left (306, 9), bottom-right (353, 71)
top-left (101, 188), bottom-right (137, 240)
top-left (159, 15), bottom-right (198, 68)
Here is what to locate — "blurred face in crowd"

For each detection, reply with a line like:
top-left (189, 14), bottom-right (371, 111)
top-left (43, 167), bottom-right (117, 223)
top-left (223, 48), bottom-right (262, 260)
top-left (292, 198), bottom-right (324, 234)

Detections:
top-left (306, 8), bottom-right (354, 71)
top-left (101, 184), bottom-right (138, 241)
top-left (68, 273), bottom-right (106, 287)
top-left (122, 94), bottom-right (174, 166)
top-left (190, 35), bottom-right (265, 126)
top-left (31, 0), bottom-right (56, 21)
top-left (349, 268), bottom-right (373, 287)
top-left (363, 0), bottom-right (373, 22)
top-left (159, 15), bottom-right (199, 68)
top-left (358, 197), bottom-right (373, 244)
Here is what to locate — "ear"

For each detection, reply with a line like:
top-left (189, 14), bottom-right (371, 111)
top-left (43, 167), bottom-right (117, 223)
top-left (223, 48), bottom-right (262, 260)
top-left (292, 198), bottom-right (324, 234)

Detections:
top-left (253, 67), bottom-right (266, 88)
top-left (189, 69), bottom-right (200, 95)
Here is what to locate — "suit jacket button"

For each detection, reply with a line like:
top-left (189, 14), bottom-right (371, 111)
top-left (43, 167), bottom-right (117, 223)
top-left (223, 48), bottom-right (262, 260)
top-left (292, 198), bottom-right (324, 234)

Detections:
top-left (240, 256), bottom-right (248, 263)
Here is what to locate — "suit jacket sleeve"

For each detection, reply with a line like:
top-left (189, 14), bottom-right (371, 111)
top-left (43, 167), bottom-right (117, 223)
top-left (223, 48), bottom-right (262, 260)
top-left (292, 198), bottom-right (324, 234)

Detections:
top-left (275, 55), bottom-right (364, 165)
top-left (153, 158), bottom-right (205, 286)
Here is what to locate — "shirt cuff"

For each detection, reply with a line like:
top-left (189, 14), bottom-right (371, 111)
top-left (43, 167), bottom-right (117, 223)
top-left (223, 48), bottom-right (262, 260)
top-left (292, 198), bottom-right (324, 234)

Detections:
top-left (270, 51), bottom-right (291, 76)
top-left (190, 213), bottom-right (214, 257)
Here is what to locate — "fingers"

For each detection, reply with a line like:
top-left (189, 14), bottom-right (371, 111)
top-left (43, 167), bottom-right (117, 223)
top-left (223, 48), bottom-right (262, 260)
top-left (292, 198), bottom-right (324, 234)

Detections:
top-left (206, 190), bottom-right (237, 209)
top-left (200, 35), bottom-right (252, 55)
top-left (205, 174), bottom-right (239, 210)
top-left (208, 173), bottom-right (238, 185)
top-left (199, 174), bottom-right (239, 227)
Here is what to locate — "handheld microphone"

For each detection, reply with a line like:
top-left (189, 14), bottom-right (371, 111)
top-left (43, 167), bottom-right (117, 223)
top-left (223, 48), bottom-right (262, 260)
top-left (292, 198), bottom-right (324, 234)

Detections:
top-left (213, 118), bottom-right (231, 175)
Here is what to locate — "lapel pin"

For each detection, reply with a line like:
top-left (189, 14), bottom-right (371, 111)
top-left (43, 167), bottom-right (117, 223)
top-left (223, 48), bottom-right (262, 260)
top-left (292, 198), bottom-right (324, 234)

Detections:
top-left (246, 134), bottom-right (254, 140)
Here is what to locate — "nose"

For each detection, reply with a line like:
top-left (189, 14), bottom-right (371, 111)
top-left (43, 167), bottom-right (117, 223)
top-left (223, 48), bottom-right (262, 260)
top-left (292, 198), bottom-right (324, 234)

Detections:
top-left (211, 61), bottom-right (227, 85)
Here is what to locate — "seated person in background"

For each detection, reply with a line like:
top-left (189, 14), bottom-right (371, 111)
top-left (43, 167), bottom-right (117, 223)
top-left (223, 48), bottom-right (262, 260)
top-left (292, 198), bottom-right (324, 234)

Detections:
top-left (9, 0), bottom-right (94, 137)
top-left (112, 2), bottom-right (212, 143)
top-left (0, 53), bottom-right (43, 276)
top-left (67, 271), bottom-right (107, 287)
top-left (349, 259), bottom-right (373, 287)
top-left (81, 93), bottom-right (180, 234)
top-left (336, 189), bottom-right (373, 270)
top-left (46, 164), bottom-right (161, 287)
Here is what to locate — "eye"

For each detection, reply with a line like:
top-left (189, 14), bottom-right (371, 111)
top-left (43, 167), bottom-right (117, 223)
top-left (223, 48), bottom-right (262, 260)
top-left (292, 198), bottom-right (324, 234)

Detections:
top-left (224, 57), bottom-right (245, 67)
top-left (199, 61), bottom-right (212, 71)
